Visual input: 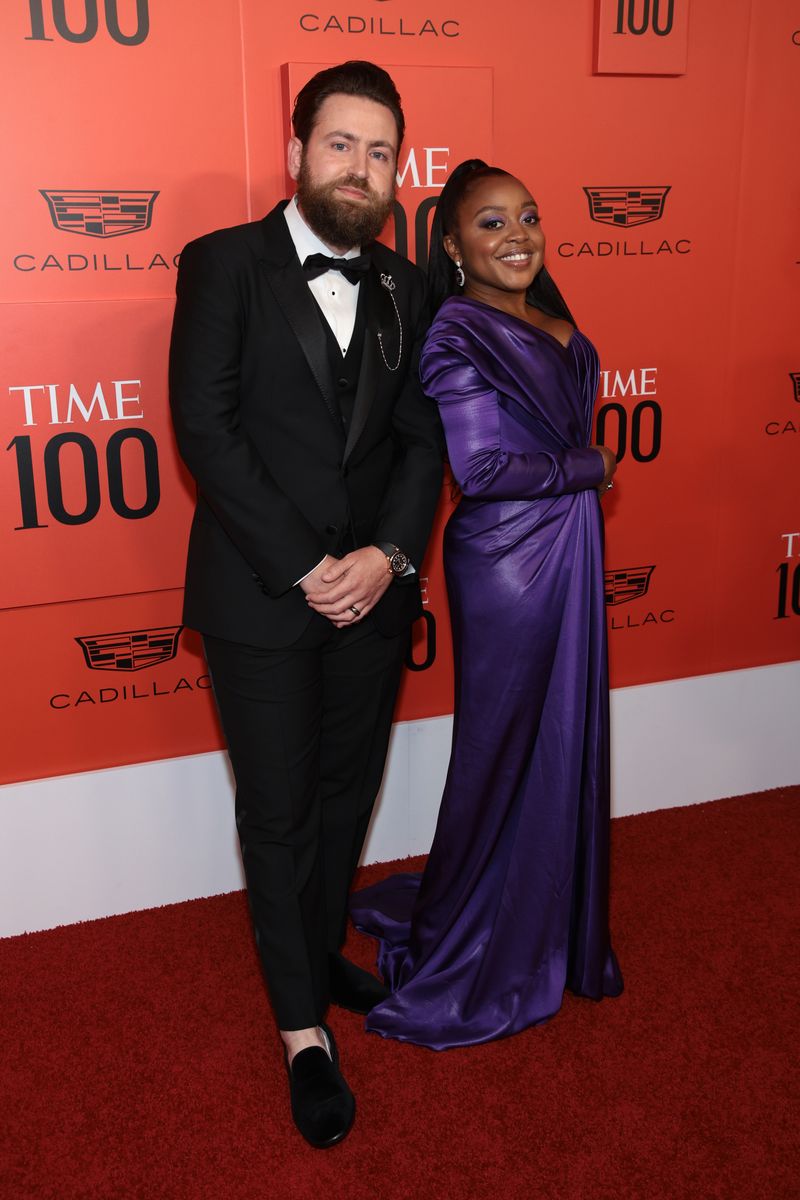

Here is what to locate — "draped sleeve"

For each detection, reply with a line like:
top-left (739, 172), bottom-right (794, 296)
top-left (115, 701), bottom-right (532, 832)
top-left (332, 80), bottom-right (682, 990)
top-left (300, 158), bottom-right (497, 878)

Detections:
top-left (420, 314), bottom-right (605, 502)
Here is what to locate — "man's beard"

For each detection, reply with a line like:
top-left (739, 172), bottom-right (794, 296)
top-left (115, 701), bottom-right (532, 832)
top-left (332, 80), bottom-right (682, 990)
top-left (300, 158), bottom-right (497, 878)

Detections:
top-left (297, 158), bottom-right (394, 249)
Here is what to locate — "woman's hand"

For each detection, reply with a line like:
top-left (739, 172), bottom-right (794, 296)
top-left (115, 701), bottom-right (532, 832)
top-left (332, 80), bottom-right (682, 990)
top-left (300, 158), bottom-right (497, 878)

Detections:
top-left (591, 444), bottom-right (617, 497)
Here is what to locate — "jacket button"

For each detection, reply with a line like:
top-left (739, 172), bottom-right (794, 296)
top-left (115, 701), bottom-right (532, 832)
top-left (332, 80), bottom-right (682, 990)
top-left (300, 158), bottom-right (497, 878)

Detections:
top-left (337, 377), bottom-right (348, 388)
top-left (325, 524), bottom-right (338, 535)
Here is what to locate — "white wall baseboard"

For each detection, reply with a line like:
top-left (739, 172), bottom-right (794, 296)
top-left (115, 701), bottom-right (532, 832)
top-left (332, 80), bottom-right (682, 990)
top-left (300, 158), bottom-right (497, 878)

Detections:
top-left (1, 661), bottom-right (797, 938)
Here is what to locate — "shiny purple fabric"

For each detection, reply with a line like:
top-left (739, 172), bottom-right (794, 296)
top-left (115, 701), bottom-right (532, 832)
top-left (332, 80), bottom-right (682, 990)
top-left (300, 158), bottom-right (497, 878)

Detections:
top-left (350, 296), bottom-right (623, 1049)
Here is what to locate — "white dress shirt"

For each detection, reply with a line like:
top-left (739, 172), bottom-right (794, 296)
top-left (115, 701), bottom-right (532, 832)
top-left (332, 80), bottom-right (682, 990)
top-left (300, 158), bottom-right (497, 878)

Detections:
top-left (283, 195), bottom-right (360, 357)
top-left (285, 197), bottom-right (359, 583)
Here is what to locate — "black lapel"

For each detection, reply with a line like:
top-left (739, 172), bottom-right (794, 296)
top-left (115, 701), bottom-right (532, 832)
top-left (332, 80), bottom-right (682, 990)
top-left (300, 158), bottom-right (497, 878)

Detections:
top-left (343, 262), bottom-right (397, 463)
top-left (257, 206), bottom-right (343, 440)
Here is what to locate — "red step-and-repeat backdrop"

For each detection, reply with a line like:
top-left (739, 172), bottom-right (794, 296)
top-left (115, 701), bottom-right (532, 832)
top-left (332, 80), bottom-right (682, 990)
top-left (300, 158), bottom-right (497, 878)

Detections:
top-left (2, 0), bottom-right (798, 785)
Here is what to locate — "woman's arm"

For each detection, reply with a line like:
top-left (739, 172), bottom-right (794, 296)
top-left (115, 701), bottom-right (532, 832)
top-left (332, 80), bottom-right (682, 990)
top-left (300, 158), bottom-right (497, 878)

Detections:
top-left (421, 350), bottom-right (605, 501)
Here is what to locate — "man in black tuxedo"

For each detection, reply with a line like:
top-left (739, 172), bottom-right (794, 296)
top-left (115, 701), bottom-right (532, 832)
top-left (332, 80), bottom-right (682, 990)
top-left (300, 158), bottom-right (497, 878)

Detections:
top-left (169, 61), bottom-right (442, 1147)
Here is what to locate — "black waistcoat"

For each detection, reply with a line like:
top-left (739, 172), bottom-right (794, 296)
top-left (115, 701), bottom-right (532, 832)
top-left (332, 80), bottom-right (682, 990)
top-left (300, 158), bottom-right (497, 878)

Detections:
top-left (316, 282), bottom-right (367, 433)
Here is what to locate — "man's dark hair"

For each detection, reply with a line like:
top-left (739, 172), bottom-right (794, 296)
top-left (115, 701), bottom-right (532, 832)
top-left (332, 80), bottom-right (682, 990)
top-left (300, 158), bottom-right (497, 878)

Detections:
top-left (292, 60), bottom-right (405, 148)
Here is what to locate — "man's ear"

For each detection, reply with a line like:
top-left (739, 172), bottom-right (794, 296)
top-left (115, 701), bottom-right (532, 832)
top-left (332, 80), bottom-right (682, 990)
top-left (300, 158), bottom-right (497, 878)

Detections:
top-left (287, 137), bottom-right (303, 183)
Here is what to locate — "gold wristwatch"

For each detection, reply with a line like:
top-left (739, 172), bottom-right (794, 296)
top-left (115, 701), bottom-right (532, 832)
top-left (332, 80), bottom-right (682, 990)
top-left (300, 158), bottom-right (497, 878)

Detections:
top-left (374, 542), bottom-right (409, 577)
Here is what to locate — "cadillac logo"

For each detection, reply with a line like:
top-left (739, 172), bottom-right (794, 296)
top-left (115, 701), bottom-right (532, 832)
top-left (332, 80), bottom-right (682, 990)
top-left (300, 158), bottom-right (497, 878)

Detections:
top-left (40, 189), bottom-right (159, 238)
top-left (790, 372), bottom-right (800, 403)
top-left (604, 566), bottom-right (655, 606)
top-left (584, 187), bottom-right (670, 228)
top-left (76, 626), bottom-right (182, 672)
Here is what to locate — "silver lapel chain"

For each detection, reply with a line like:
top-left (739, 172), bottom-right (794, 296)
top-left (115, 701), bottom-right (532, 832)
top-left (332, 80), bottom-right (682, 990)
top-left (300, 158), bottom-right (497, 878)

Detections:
top-left (377, 273), bottom-right (403, 372)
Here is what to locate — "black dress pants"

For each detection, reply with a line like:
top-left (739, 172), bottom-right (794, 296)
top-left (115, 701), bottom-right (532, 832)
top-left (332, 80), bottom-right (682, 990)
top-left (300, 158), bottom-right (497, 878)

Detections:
top-left (203, 619), bottom-right (407, 1030)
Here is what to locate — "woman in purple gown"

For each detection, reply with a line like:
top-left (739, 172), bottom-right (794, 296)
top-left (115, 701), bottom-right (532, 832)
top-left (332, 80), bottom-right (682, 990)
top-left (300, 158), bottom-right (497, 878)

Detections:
top-left (351, 160), bottom-right (623, 1049)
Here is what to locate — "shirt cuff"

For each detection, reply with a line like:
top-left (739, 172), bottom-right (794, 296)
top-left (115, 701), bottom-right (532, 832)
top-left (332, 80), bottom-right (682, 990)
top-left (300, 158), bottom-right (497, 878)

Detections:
top-left (294, 555), bottom-right (328, 587)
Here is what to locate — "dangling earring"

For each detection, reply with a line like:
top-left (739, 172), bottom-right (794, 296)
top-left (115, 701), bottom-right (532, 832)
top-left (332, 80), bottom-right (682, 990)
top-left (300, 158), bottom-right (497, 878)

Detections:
top-left (455, 259), bottom-right (466, 289)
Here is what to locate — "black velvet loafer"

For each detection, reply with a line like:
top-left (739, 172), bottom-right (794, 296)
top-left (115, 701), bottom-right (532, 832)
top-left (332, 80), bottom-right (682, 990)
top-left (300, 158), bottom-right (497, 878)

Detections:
top-left (284, 1022), bottom-right (355, 1149)
top-left (328, 951), bottom-right (390, 1015)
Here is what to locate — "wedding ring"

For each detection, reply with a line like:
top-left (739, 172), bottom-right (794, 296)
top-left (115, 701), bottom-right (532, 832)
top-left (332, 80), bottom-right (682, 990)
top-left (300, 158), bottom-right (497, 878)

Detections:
top-left (606, 481), bottom-right (614, 491)
top-left (350, 605), bottom-right (361, 616)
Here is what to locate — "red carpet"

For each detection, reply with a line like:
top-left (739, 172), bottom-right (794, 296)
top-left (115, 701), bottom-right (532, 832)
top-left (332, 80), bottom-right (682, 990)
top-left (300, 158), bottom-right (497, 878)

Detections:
top-left (1, 788), bottom-right (797, 1200)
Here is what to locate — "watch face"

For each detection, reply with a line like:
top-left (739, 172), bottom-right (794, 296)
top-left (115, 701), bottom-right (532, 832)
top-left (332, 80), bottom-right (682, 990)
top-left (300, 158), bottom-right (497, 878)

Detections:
top-left (389, 550), bottom-right (409, 576)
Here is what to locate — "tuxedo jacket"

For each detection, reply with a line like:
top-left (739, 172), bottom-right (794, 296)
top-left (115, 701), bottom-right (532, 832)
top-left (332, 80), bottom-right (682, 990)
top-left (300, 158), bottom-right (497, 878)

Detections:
top-left (168, 202), bottom-right (444, 648)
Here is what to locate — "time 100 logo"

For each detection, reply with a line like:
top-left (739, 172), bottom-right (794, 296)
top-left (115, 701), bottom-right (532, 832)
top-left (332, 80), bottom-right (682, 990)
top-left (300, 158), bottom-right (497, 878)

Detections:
top-left (614, 0), bottom-right (675, 36)
top-left (25, 0), bottom-right (149, 45)
top-left (594, 367), bottom-right (663, 463)
top-left (776, 533), bottom-right (800, 620)
top-left (6, 380), bottom-right (159, 529)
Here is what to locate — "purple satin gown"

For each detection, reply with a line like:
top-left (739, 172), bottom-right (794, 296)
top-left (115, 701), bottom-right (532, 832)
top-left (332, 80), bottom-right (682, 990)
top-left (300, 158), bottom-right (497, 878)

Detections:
top-left (351, 296), bottom-right (623, 1049)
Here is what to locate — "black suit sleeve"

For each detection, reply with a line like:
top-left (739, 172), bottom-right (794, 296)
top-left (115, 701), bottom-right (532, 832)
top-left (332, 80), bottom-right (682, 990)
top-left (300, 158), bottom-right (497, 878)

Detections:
top-left (372, 269), bottom-right (445, 566)
top-left (169, 237), bottom-right (326, 596)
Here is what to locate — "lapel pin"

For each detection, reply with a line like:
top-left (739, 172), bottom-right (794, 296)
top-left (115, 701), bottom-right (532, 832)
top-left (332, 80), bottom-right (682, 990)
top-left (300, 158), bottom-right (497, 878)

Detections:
top-left (377, 273), bottom-right (402, 371)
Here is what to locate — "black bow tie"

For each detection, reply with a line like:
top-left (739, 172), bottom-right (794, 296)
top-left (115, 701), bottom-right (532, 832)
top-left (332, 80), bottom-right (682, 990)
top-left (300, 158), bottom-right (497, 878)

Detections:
top-left (302, 252), bottom-right (371, 286)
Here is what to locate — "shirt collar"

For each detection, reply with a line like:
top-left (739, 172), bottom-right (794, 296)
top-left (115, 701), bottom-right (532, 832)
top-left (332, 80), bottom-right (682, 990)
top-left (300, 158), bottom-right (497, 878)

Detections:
top-left (283, 195), bottom-right (361, 263)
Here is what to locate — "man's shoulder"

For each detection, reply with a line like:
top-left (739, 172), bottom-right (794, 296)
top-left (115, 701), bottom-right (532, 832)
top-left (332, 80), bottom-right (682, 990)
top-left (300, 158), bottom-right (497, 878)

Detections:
top-left (369, 242), bottom-right (426, 314)
top-left (181, 218), bottom-right (265, 262)
top-left (180, 204), bottom-right (289, 266)
top-left (370, 240), bottom-right (424, 284)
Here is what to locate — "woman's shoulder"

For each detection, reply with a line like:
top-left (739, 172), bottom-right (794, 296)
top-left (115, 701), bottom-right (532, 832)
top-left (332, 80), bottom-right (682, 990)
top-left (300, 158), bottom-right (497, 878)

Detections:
top-left (428, 295), bottom-right (482, 333)
top-left (423, 297), bottom-right (487, 357)
top-left (422, 299), bottom-right (473, 371)
top-left (420, 299), bottom-right (500, 395)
